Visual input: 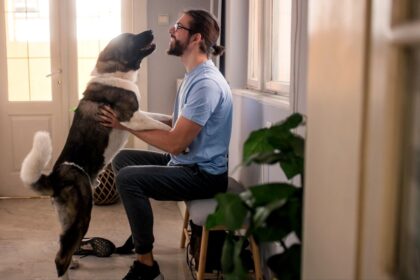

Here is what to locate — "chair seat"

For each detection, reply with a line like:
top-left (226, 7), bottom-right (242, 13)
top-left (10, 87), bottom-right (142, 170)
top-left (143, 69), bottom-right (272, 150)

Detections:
top-left (180, 177), bottom-right (262, 280)
top-left (186, 177), bottom-right (245, 226)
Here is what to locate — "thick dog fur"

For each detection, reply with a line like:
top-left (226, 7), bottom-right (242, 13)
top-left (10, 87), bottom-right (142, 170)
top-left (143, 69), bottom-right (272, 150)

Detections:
top-left (20, 31), bottom-right (171, 278)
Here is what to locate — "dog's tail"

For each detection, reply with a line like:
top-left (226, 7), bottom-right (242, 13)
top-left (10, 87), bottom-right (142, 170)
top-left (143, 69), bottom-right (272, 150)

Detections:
top-left (20, 131), bottom-right (53, 195)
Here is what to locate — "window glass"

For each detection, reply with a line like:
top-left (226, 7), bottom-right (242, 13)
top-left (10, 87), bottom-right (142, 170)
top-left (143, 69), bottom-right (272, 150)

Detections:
top-left (271, 0), bottom-right (291, 84)
top-left (247, 0), bottom-right (261, 89)
top-left (76, 0), bottom-right (121, 99)
top-left (5, 0), bottom-right (52, 101)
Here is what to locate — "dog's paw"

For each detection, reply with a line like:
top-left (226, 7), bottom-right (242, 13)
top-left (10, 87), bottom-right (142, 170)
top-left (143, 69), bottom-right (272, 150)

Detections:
top-left (159, 114), bottom-right (172, 121)
top-left (69, 258), bottom-right (79, 270)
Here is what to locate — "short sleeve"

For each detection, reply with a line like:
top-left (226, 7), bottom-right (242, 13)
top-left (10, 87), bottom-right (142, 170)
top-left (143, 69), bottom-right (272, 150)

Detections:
top-left (181, 80), bottom-right (221, 126)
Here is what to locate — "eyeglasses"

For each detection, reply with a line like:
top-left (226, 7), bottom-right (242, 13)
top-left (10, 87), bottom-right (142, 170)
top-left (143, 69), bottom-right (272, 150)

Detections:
top-left (173, 22), bottom-right (193, 33)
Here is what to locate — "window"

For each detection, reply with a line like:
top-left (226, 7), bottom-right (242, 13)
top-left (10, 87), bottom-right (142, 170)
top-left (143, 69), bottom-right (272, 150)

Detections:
top-left (247, 0), bottom-right (293, 95)
top-left (5, 0), bottom-right (52, 101)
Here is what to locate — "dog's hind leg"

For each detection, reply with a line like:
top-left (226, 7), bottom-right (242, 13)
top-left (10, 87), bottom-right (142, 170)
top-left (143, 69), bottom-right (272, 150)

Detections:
top-left (53, 170), bottom-right (92, 277)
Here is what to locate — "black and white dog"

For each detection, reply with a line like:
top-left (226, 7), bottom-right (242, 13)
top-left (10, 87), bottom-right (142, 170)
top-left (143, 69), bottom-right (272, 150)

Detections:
top-left (20, 30), bottom-right (170, 278)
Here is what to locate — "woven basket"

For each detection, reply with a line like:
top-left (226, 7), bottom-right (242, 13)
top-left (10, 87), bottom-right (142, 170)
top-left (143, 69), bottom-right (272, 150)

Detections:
top-left (93, 164), bottom-right (119, 205)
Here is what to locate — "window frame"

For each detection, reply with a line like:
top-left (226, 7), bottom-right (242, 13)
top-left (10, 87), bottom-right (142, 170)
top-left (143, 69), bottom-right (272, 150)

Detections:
top-left (247, 0), bottom-right (296, 96)
top-left (247, 0), bottom-right (263, 90)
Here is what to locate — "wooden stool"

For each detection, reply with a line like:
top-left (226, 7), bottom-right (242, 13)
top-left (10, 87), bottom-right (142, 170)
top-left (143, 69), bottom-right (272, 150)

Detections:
top-left (180, 177), bottom-right (263, 280)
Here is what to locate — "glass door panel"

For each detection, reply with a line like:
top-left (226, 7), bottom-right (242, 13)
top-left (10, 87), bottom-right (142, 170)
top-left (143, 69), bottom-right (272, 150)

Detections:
top-left (4, 0), bottom-right (52, 101)
top-left (75, 0), bottom-right (121, 99)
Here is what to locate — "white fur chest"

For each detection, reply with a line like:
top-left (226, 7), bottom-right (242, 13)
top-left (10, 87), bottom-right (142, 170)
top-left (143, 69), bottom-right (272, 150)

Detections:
top-left (88, 70), bottom-right (142, 105)
top-left (103, 129), bottom-right (129, 165)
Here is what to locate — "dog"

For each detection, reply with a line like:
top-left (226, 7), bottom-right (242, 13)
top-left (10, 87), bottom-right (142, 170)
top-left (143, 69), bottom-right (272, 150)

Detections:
top-left (20, 30), bottom-right (171, 278)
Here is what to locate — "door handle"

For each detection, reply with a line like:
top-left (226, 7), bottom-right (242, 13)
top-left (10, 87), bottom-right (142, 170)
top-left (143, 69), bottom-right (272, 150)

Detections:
top-left (46, 69), bottom-right (62, 78)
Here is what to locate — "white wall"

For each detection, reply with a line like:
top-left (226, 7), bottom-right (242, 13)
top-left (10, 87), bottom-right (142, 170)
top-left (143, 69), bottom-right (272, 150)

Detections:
top-left (224, 0), bottom-right (248, 88)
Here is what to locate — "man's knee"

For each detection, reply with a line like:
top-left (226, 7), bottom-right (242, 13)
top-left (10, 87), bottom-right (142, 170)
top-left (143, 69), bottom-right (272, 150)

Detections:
top-left (115, 166), bottom-right (151, 195)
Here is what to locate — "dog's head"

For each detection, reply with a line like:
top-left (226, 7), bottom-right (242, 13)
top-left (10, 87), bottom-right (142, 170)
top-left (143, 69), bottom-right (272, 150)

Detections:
top-left (93, 30), bottom-right (156, 75)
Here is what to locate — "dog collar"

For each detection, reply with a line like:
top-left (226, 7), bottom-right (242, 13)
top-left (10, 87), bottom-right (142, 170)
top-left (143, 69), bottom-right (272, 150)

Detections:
top-left (61, 161), bottom-right (93, 186)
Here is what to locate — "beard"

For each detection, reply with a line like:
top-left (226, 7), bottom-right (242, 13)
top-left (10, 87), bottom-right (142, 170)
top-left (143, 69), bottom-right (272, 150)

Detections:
top-left (167, 37), bottom-right (188, 56)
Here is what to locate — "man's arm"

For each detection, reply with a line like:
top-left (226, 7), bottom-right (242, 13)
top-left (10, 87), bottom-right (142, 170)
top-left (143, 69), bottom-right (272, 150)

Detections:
top-left (99, 106), bottom-right (200, 155)
top-left (129, 116), bottom-right (200, 154)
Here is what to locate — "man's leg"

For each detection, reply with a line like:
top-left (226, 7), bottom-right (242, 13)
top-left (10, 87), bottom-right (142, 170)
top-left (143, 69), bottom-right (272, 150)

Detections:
top-left (112, 149), bottom-right (170, 255)
top-left (112, 149), bottom-right (170, 174)
top-left (116, 164), bottom-right (227, 260)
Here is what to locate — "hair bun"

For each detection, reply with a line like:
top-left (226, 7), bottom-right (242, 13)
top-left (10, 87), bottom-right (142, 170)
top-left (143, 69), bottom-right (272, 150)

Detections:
top-left (212, 45), bottom-right (225, 56)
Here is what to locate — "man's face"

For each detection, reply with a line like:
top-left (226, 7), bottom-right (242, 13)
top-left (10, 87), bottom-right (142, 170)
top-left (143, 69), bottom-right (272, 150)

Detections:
top-left (167, 14), bottom-right (193, 56)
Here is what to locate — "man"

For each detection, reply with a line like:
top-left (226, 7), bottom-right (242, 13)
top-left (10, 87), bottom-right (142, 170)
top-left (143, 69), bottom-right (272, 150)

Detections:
top-left (99, 9), bottom-right (232, 280)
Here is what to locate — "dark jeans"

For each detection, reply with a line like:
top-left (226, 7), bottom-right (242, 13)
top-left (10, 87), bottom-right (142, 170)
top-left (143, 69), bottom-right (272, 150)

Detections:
top-left (112, 149), bottom-right (228, 254)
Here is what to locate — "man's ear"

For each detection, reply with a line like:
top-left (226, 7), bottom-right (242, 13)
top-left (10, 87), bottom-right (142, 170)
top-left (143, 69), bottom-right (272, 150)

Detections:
top-left (191, 33), bottom-right (203, 44)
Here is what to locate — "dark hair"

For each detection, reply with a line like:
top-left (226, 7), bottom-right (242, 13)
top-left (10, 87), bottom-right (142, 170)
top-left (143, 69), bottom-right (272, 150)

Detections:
top-left (184, 9), bottom-right (225, 56)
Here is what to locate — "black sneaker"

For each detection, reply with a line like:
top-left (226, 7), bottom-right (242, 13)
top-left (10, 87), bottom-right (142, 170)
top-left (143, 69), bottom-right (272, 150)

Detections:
top-left (115, 235), bottom-right (134, 255)
top-left (122, 260), bottom-right (163, 280)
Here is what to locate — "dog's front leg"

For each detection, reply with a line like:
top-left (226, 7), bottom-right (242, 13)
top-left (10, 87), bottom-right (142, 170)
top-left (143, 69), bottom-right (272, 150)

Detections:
top-left (121, 111), bottom-right (171, 131)
top-left (59, 270), bottom-right (70, 280)
top-left (142, 111), bottom-right (172, 123)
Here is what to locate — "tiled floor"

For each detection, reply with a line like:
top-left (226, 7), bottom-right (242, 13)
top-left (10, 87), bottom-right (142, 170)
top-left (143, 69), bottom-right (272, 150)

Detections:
top-left (0, 197), bottom-right (194, 280)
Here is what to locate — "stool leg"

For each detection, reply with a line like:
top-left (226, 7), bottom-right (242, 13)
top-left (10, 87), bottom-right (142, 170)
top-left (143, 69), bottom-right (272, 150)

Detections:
top-left (250, 236), bottom-right (262, 280)
top-left (180, 208), bottom-right (190, 248)
top-left (197, 227), bottom-right (209, 280)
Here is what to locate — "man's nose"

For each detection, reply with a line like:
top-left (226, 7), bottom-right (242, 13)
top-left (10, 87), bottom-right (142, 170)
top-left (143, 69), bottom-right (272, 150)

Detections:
top-left (169, 25), bottom-right (175, 34)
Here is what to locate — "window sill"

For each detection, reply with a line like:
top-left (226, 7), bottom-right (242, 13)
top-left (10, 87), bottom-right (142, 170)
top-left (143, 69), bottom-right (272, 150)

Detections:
top-left (232, 88), bottom-right (290, 109)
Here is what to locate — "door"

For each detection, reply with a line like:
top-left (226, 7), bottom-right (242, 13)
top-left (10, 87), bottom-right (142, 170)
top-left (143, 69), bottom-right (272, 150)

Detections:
top-left (359, 0), bottom-right (420, 279)
top-left (0, 0), bottom-right (65, 197)
top-left (0, 0), bottom-right (127, 197)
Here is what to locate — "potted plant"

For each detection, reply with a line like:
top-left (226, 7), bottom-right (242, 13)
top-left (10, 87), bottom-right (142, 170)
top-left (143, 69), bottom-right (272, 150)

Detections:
top-left (206, 113), bottom-right (305, 280)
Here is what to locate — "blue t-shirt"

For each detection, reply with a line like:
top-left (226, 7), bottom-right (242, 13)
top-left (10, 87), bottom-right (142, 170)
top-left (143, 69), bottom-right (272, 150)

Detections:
top-left (169, 60), bottom-right (232, 175)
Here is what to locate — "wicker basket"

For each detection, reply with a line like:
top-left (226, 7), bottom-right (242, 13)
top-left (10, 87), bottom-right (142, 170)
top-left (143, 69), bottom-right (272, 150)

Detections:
top-left (93, 164), bottom-right (119, 205)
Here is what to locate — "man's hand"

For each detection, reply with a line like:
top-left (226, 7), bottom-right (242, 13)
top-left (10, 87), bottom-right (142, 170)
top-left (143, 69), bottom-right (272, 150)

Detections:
top-left (98, 105), bottom-right (126, 130)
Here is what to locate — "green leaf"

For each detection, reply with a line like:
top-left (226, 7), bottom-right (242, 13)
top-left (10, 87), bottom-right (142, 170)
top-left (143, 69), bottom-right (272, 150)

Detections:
top-left (247, 183), bottom-right (297, 207)
top-left (206, 193), bottom-right (248, 230)
top-left (274, 113), bottom-right (304, 131)
top-left (223, 236), bottom-right (248, 280)
top-left (243, 127), bottom-right (274, 161)
top-left (279, 155), bottom-right (304, 179)
top-left (287, 194), bottom-right (303, 239)
top-left (221, 234), bottom-right (235, 273)
top-left (241, 113), bottom-right (305, 180)
top-left (240, 183), bottom-right (298, 242)
top-left (253, 199), bottom-right (287, 228)
top-left (243, 151), bottom-right (286, 166)
top-left (289, 135), bottom-right (305, 157)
